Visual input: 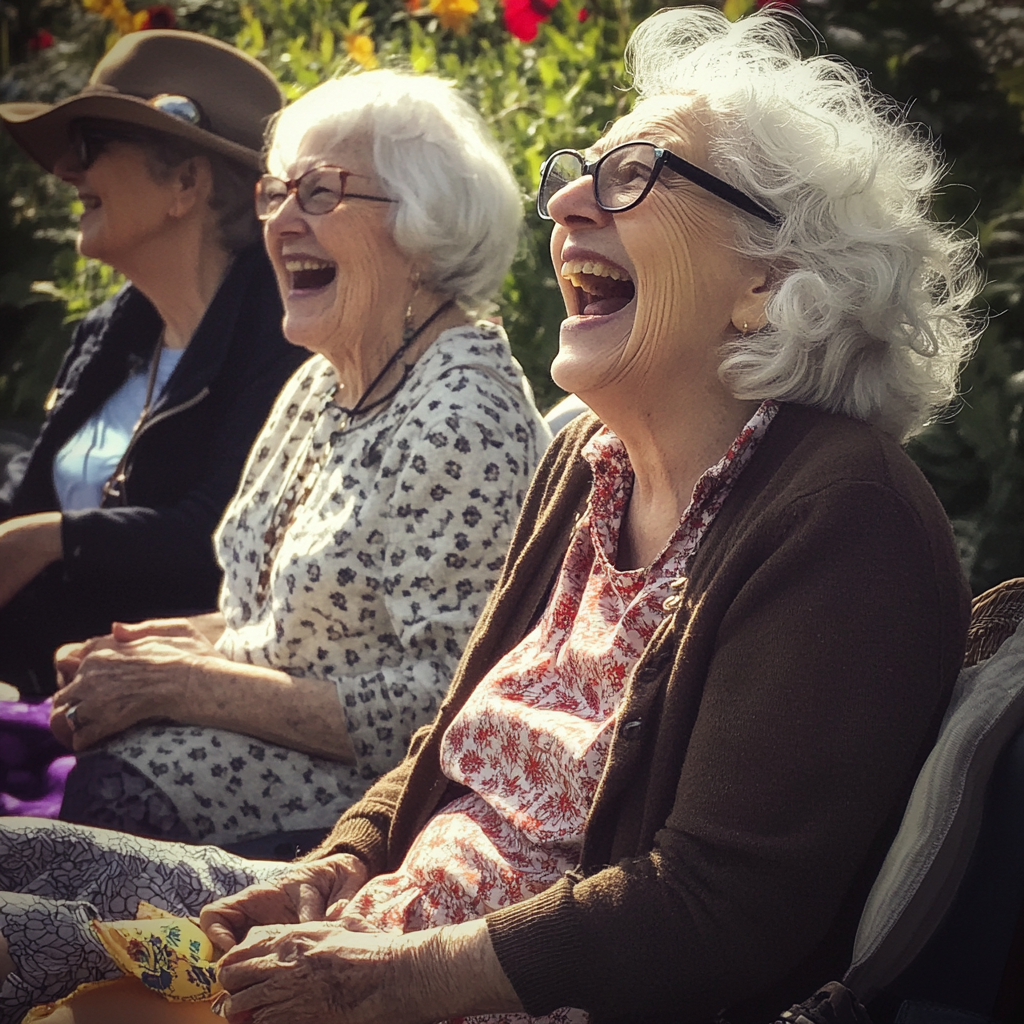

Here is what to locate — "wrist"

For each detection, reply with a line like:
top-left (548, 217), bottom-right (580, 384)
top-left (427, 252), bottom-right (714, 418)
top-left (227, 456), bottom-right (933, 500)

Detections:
top-left (406, 918), bottom-right (522, 1019)
top-left (149, 653), bottom-right (211, 723)
top-left (179, 654), bottom-right (212, 722)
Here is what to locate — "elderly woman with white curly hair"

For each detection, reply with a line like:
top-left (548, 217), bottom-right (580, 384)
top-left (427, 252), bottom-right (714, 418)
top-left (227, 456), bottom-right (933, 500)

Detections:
top-left (1, 6), bottom-right (980, 1023)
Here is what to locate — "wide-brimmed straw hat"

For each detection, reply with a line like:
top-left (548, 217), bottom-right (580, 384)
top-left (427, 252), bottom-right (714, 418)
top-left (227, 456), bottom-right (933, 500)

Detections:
top-left (0, 30), bottom-right (283, 172)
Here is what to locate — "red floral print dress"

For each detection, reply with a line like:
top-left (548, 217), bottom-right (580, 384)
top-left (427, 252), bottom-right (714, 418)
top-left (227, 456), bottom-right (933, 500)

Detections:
top-left (339, 401), bottom-right (778, 1023)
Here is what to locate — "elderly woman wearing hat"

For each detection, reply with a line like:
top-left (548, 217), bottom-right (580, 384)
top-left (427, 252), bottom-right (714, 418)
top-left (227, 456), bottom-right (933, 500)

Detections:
top-left (0, 30), bottom-right (307, 696)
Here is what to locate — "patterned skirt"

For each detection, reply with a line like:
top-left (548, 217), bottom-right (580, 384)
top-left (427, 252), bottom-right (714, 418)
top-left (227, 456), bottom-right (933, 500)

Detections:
top-left (0, 817), bottom-right (287, 1024)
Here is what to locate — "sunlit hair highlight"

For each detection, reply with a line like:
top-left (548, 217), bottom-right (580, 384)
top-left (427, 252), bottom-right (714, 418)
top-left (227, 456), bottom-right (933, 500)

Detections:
top-left (626, 5), bottom-right (983, 439)
top-left (265, 70), bottom-right (523, 310)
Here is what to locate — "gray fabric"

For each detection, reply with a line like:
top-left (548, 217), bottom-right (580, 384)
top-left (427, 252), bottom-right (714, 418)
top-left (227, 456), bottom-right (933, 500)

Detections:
top-left (543, 395), bottom-right (590, 436)
top-left (845, 618), bottom-right (1024, 998)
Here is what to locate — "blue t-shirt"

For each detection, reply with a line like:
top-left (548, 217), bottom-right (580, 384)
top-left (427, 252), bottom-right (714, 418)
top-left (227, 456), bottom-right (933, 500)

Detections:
top-left (53, 346), bottom-right (185, 511)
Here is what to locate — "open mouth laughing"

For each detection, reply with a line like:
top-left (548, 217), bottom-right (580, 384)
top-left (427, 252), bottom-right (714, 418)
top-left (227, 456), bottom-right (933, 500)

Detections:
top-left (284, 256), bottom-right (337, 292)
top-left (561, 258), bottom-right (635, 317)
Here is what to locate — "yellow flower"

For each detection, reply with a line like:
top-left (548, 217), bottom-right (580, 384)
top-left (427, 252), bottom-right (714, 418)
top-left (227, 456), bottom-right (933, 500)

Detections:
top-left (344, 32), bottom-right (377, 70)
top-left (82, 0), bottom-right (135, 35)
top-left (428, 0), bottom-right (478, 34)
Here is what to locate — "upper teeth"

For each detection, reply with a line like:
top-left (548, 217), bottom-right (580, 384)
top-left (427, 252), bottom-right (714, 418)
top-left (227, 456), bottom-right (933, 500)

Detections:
top-left (560, 259), bottom-right (631, 286)
top-left (284, 258), bottom-right (334, 272)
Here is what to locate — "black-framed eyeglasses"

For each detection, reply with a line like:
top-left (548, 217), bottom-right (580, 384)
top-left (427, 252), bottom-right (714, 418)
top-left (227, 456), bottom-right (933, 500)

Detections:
top-left (537, 140), bottom-right (779, 226)
top-left (70, 95), bottom-right (209, 170)
top-left (255, 166), bottom-right (397, 220)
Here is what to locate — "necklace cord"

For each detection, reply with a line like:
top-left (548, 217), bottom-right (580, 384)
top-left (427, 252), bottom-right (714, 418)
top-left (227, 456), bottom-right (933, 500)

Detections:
top-left (336, 298), bottom-right (456, 418)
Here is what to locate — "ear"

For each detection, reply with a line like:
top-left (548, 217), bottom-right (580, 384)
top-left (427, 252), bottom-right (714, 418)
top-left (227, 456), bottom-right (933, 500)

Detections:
top-left (167, 155), bottom-right (214, 220)
top-left (730, 263), bottom-right (772, 335)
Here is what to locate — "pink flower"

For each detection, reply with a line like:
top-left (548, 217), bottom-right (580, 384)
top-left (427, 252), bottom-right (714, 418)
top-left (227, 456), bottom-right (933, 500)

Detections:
top-left (27, 29), bottom-right (54, 50)
top-left (503, 0), bottom-right (558, 42)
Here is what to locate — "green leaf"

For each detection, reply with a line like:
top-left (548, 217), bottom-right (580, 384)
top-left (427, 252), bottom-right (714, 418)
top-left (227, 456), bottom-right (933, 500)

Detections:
top-left (722, 0), bottom-right (755, 23)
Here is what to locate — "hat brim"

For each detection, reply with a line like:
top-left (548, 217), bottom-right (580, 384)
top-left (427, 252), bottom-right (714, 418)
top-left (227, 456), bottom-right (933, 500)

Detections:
top-left (0, 90), bottom-right (265, 172)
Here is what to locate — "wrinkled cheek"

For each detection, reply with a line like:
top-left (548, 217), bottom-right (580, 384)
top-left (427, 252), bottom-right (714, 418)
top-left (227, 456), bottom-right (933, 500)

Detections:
top-left (627, 266), bottom-right (697, 373)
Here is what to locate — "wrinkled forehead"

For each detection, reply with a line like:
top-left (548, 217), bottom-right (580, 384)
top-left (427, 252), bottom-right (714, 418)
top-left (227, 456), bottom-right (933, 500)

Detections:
top-left (268, 109), bottom-right (378, 180)
top-left (588, 94), bottom-right (711, 164)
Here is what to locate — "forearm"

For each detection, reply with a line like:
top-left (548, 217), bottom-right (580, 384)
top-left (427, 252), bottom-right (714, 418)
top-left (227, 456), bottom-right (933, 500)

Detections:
top-left (0, 511), bottom-right (63, 608)
top-left (179, 658), bottom-right (355, 763)
top-left (188, 611), bottom-right (225, 645)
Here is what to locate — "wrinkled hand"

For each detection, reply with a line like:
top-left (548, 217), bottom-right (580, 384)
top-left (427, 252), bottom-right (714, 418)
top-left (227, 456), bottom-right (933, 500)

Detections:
top-left (0, 512), bottom-right (62, 609)
top-left (214, 915), bottom-right (519, 1024)
top-left (215, 922), bottom-right (426, 1024)
top-left (201, 854), bottom-right (370, 954)
top-left (49, 619), bottom-right (225, 751)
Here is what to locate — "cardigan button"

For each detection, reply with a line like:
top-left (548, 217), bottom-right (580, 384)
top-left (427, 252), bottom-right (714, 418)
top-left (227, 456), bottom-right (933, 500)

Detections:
top-left (621, 719), bottom-right (642, 737)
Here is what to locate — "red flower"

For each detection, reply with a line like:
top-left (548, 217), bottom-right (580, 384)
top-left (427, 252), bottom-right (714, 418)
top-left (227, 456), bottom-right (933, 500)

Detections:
top-left (503, 0), bottom-right (557, 42)
top-left (578, 6), bottom-right (588, 20)
top-left (27, 29), bottom-right (54, 50)
top-left (136, 4), bottom-right (177, 30)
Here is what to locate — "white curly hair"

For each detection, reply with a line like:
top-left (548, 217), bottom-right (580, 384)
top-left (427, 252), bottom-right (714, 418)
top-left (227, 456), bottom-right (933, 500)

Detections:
top-left (626, 5), bottom-right (983, 439)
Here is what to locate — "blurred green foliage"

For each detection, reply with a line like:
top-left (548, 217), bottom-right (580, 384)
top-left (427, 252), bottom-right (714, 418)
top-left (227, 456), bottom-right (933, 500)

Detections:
top-left (2, 0), bottom-right (1024, 590)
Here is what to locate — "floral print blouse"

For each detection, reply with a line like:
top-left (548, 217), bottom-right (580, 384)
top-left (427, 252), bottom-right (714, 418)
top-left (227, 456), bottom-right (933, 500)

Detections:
top-left (339, 400), bottom-right (778, 1024)
top-left (97, 324), bottom-right (549, 847)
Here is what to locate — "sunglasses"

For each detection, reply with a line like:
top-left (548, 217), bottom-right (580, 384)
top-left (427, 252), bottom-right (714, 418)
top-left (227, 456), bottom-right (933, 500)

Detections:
top-left (70, 94), bottom-right (209, 169)
top-left (255, 165), bottom-right (397, 220)
top-left (537, 140), bottom-right (779, 226)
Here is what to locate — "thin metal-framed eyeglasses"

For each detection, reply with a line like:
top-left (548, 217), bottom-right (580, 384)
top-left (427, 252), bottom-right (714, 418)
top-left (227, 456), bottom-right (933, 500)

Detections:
top-left (255, 165), bottom-right (397, 220)
top-left (536, 141), bottom-right (779, 226)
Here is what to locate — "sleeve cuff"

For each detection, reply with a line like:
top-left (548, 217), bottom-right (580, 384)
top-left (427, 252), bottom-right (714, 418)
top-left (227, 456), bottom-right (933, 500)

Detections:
top-left (486, 878), bottom-right (588, 1015)
top-left (304, 803), bottom-right (391, 874)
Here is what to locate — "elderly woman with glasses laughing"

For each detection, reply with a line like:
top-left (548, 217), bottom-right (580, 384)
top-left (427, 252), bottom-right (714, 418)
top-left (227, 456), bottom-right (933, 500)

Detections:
top-left (0, 8), bottom-right (982, 1023)
top-left (192, 8), bottom-right (979, 1023)
top-left (35, 68), bottom-right (547, 846)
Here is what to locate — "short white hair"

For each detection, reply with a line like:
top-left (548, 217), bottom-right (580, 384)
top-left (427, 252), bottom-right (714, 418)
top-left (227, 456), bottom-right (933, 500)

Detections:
top-left (626, 6), bottom-right (983, 439)
top-left (266, 70), bottom-right (522, 309)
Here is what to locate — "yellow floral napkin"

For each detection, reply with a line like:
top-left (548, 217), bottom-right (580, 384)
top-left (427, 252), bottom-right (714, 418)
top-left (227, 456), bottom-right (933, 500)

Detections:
top-left (89, 902), bottom-right (222, 1003)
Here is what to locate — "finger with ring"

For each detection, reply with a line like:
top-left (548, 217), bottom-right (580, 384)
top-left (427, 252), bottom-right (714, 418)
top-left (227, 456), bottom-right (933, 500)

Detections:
top-left (65, 703), bottom-right (82, 732)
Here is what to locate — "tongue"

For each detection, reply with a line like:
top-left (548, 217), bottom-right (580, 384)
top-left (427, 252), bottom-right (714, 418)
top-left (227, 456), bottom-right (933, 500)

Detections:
top-left (583, 295), bottom-right (632, 316)
top-left (293, 267), bottom-right (336, 290)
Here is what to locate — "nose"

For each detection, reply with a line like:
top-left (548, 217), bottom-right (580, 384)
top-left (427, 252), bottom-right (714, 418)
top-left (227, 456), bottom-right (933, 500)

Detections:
top-left (545, 173), bottom-right (613, 230)
top-left (262, 189), bottom-right (309, 242)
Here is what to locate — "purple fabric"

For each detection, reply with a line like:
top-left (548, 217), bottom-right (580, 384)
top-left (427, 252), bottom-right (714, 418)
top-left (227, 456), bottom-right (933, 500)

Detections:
top-left (0, 699), bottom-right (75, 817)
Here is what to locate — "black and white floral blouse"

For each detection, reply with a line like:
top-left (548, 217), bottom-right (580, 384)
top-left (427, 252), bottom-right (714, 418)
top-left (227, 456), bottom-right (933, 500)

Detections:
top-left (92, 324), bottom-right (550, 846)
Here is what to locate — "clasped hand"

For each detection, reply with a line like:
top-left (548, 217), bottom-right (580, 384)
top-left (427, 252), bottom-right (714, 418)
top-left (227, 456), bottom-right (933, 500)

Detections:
top-left (201, 854), bottom-right (417, 1024)
top-left (201, 855), bottom-right (516, 1024)
top-left (50, 617), bottom-right (224, 750)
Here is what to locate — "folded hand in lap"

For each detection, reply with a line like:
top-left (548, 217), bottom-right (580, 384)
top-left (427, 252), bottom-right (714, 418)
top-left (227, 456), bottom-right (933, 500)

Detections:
top-left (50, 618), bottom-right (228, 751)
top-left (200, 854), bottom-right (370, 953)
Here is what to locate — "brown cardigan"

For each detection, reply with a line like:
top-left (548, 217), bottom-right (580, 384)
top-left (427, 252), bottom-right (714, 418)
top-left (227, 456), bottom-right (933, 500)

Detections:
top-left (310, 403), bottom-right (970, 1023)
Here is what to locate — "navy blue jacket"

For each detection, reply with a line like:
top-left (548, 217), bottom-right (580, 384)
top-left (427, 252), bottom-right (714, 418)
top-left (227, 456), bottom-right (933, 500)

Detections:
top-left (0, 243), bottom-right (307, 694)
